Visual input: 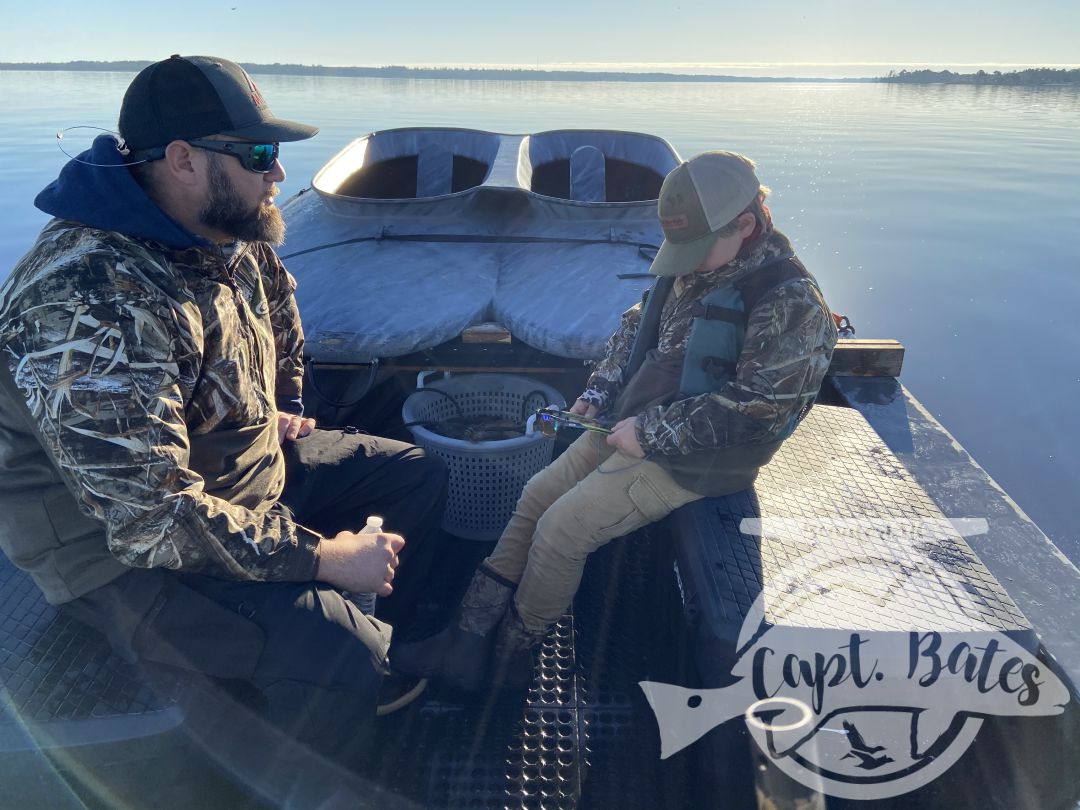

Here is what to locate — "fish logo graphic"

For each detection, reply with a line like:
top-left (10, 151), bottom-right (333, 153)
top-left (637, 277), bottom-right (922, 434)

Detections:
top-left (640, 518), bottom-right (1071, 801)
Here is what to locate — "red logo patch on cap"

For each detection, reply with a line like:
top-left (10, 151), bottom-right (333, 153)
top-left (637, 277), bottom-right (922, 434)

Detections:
top-left (245, 73), bottom-right (266, 108)
top-left (661, 214), bottom-right (689, 230)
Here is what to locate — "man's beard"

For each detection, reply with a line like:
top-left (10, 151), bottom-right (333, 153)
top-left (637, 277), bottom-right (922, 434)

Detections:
top-left (199, 155), bottom-right (286, 245)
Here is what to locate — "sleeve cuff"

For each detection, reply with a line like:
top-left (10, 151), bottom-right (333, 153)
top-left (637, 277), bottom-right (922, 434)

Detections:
top-left (284, 524), bottom-right (322, 581)
top-left (579, 387), bottom-right (608, 410)
top-left (276, 395), bottom-right (304, 417)
top-left (634, 416), bottom-right (657, 457)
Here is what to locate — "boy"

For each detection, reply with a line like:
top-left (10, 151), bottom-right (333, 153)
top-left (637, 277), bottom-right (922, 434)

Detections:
top-left (393, 151), bottom-right (838, 689)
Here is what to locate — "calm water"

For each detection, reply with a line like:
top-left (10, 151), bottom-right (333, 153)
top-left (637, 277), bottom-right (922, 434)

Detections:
top-left (2, 70), bottom-right (1079, 564)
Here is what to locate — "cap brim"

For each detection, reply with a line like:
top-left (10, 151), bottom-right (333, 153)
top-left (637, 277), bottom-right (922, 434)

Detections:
top-left (222, 117), bottom-right (319, 143)
top-left (649, 229), bottom-right (722, 277)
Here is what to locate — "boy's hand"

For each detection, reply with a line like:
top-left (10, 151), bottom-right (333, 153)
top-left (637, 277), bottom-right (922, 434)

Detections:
top-left (277, 413), bottom-right (316, 443)
top-left (569, 398), bottom-right (598, 419)
top-left (606, 417), bottom-right (646, 459)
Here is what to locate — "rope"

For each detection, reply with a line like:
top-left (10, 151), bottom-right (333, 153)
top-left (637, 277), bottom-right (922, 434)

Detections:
top-left (281, 233), bottom-right (661, 261)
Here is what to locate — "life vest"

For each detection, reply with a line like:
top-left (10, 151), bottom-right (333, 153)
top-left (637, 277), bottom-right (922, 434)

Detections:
top-left (626, 253), bottom-right (815, 440)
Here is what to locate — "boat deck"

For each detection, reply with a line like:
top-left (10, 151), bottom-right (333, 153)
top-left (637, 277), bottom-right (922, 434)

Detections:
top-left (1, 398), bottom-right (1078, 808)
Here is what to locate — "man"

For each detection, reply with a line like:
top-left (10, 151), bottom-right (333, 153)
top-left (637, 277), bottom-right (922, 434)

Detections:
top-left (393, 151), bottom-right (838, 691)
top-left (0, 55), bottom-right (447, 761)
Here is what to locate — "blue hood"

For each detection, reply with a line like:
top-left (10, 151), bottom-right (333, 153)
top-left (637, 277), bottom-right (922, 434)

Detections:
top-left (34, 134), bottom-right (210, 250)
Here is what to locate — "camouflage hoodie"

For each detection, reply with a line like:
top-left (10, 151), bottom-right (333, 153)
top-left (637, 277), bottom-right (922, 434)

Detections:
top-left (0, 135), bottom-right (319, 602)
top-left (581, 228), bottom-right (838, 460)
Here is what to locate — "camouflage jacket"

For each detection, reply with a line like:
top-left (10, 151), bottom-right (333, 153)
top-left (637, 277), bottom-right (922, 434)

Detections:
top-left (0, 219), bottom-right (321, 592)
top-left (581, 230), bottom-right (838, 455)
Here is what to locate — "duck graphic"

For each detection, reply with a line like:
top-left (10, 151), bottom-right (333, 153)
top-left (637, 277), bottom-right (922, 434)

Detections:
top-left (839, 721), bottom-right (894, 770)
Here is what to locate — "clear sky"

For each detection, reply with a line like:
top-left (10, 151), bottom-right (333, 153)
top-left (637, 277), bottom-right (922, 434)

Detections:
top-left (1, 0), bottom-right (1078, 72)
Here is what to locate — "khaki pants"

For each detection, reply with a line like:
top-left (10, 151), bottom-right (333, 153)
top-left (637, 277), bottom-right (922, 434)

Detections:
top-left (484, 431), bottom-right (701, 632)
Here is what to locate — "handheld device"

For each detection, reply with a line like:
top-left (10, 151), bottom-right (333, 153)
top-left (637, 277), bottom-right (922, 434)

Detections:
top-left (534, 407), bottom-right (613, 436)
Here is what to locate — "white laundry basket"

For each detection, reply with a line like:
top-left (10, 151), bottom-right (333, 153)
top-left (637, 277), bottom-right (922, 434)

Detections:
top-left (402, 372), bottom-right (565, 541)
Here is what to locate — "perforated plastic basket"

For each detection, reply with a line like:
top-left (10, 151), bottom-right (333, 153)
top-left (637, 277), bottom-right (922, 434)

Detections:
top-left (402, 373), bottom-right (565, 541)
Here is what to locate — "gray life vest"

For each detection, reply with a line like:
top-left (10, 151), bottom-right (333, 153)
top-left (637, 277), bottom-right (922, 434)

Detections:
top-left (626, 253), bottom-right (811, 439)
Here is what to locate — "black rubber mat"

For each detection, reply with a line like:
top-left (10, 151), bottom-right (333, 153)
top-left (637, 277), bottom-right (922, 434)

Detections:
top-left (0, 558), bottom-right (183, 749)
top-left (360, 526), bottom-right (697, 810)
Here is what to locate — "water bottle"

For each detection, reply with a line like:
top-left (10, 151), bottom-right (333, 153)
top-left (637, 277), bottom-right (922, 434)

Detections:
top-left (345, 515), bottom-right (384, 615)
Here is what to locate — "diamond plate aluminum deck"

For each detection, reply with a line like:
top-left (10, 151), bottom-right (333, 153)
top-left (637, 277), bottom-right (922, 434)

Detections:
top-left (673, 404), bottom-right (1032, 649)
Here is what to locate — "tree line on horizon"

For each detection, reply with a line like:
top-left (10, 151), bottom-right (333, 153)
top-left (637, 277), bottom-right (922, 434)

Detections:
top-left (0, 61), bottom-right (1077, 86)
top-left (881, 67), bottom-right (1080, 86)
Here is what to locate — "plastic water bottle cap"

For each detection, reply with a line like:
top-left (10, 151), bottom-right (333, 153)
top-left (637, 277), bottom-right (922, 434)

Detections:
top-left (364, 515), bottom-right (384, 531)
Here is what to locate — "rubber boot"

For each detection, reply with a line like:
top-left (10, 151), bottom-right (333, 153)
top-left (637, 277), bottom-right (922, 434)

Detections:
top-left (489, 604), bottom-right (551, 691)
top-left (389, 564), bottom-right (515, 692)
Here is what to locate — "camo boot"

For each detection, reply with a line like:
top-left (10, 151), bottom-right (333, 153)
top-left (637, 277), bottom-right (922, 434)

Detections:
top-left (390, 564), bottom-right (515, 692)
top-left (489, 604), bottom-right (552, 690)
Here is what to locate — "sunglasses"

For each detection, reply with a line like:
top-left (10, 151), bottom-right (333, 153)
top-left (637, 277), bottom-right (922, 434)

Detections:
top-left (130, 139), bottom-right (280, 173)
top-left (188, 139), bottom-right (280, 173)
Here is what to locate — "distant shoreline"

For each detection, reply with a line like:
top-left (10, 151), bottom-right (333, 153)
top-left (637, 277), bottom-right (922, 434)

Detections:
top-left (0, 61), bottom-right (1077, 86)
top-left (880, 67), bottom-right (1079, 86)
top-left (0, 61), bottom-right (871, 83)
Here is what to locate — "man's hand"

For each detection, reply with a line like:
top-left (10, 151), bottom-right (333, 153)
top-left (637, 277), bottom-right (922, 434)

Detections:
top-left (277, 413), bottom-right (316, 444)
top-left (606, 417), bottom-right (646, 459)
top-left (569, 398), bottom-right (599, 419)
top-left (317, 528), bottom-right (406, 596)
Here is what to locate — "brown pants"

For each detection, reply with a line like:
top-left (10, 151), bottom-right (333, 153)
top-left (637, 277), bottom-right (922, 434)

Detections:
top-left (484, 431), bottom-right (700, 631)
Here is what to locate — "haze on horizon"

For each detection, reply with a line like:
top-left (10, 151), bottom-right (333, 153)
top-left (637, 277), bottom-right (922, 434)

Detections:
top-left (3, 0), bottom-right (1077, 74)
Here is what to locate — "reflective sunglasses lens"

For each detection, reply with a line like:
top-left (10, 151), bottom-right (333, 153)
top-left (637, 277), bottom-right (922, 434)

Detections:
top-left (248, 143), bottom-right (277, 172)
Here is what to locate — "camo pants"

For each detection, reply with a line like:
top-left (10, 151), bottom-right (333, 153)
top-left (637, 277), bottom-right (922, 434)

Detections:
top-left (484, 430), bottom-right (700, 632)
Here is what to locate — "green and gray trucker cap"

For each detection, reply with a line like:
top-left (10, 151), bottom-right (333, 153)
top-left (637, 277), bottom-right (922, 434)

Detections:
top-left (119, 54), bottom-right (319, 152)
top-left (649, 151), bottom-right (761, 277)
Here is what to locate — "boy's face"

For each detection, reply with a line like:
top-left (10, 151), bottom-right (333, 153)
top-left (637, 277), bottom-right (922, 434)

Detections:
top-left (694, 212), bottom-right (757, 273)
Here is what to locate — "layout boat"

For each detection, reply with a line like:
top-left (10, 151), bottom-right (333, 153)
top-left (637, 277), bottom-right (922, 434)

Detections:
top-left (2, 128), bottom-right (1078, 810)
top-left (279, 127), bottom-right (678, 365)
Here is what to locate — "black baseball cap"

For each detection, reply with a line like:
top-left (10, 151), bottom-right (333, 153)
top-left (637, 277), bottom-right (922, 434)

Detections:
top-left (119, 54), bottom-right (319, 151)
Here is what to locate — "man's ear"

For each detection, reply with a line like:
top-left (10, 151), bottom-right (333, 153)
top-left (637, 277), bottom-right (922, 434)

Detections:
top-left (161, 140), bottom-right (201, 188)
top-left (738, 211), bottom-right (757, 238)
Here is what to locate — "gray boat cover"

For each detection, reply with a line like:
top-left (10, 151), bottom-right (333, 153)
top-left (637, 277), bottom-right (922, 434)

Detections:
top-left (280, 128), bottom-right (681, 363)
